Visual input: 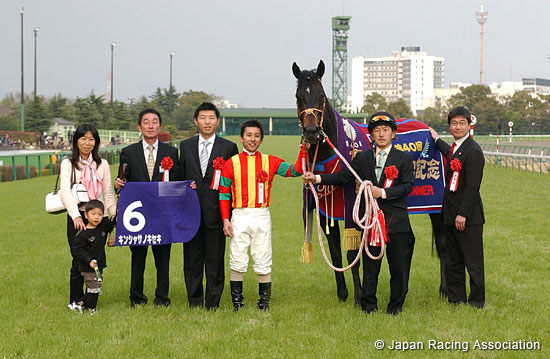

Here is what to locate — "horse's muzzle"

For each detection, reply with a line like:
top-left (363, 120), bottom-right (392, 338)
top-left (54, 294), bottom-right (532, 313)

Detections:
top-left (302, 127), bottom-right (321, 144)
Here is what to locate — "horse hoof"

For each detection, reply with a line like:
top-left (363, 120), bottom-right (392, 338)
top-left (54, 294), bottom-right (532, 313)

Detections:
top-left (337, 290), bottom-right (348, 302)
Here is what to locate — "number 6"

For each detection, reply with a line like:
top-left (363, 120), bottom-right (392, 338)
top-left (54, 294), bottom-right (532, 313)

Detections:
top-left (123, 201), bottom-right (146, 232)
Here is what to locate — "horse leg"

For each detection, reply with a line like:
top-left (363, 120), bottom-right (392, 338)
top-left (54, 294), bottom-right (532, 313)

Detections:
top-left (347, 250), bottom-right (362, 306)
top-left (320, 215), bottom-right (348, 302)
top-left (430, 213), bottom-right (448, 298)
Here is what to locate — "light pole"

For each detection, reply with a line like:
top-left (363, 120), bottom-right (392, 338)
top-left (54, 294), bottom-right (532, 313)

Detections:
top-left (20, 7), bottom-right (25, 132)
top-left (169, 52), bottom-right (175, 89)
top-left (34, 27), bottom-right (39, 98)
top-left (110, 42), bottom-right (116, 104)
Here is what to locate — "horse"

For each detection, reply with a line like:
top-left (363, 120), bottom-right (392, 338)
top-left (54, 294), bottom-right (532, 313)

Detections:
top-left (292, 60), bottom-right (448, 304)
top-left (293, 60), bottom-right (363, 304)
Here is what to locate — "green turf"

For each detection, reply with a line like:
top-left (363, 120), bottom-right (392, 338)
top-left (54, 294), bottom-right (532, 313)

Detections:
top-left (0, 135), bottom-right (548, 358)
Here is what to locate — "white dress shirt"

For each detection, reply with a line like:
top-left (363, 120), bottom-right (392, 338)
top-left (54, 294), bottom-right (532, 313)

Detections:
top-left (142, 139), bottom-right (159, 163)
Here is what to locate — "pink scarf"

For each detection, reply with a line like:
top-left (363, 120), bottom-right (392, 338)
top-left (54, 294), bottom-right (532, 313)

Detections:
top-left (80, 157), bottom-right (103, 200)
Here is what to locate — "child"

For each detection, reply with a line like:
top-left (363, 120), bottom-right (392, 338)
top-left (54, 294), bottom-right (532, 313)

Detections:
top-left (219, 120), bottom-right (306, 311)
top-left (68, 200), bottom-right (115, 314)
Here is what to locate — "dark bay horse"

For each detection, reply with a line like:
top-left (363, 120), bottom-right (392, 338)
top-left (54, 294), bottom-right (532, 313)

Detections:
top-left (292, 60), bottom-right (362, 304)
top-left (292, 60), bottom-right (448, 304)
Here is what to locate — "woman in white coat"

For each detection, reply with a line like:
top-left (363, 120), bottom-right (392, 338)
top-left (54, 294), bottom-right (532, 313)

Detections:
top-left (59, 124), bottom-right (116, 308)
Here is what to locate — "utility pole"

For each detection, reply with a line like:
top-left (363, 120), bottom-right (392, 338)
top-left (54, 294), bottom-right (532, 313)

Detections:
top-left (34, 27), bottom-right (39, 97)
top-left (475, 1), bottom-right (488, 85)
top-left (20, 7), bottom-right (25, 132)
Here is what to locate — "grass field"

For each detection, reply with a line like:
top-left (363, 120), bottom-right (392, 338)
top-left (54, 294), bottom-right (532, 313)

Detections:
top-left (0, 135), bottom-right (548, 358)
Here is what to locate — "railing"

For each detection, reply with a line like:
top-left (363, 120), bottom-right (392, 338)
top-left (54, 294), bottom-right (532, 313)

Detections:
top-left (484, 151), bottom-right (550, 174)
top-left (0, 142), bottom-right (181, 183)
top-left (480, 143), bottom-right (550, 156)
top-left (0, 148), bottom-right (124, 183)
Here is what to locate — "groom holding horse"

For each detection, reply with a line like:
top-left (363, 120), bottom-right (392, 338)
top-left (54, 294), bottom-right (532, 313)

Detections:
top-left (303, 112), bottom-right (414, 315)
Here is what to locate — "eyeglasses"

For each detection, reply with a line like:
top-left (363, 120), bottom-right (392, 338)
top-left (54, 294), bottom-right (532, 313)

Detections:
top-left (370, 115), bottom-right (391, 123)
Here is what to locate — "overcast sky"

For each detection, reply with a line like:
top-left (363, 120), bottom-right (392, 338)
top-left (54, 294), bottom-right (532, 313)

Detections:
top-left (2, 0), bottom-right (549, 108)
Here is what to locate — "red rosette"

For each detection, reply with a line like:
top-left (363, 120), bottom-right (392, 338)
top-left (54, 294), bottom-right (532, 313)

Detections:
top-left (256, 170), bottom-right (268, 182)
top-left (450, 158), bottom-right (462, 172)
top-left (384, 165), bottom-right (398, 180)
top-left (212, 157), bottom-right (226, 170)
top-left (161, 156), bottom-right (174, 171)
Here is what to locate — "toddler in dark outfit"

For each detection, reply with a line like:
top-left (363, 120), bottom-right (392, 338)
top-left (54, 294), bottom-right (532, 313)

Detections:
top-left (68, 200), bottom-right (115, 314)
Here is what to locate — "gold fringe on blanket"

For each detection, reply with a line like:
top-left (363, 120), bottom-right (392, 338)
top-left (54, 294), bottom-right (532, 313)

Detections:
top-left (300, 241), bottom-right (314, 264)
top-left (343, 228), bottom-right (362, 251)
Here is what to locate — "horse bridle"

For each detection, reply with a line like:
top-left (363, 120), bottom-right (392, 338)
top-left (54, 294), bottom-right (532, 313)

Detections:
top-left (298, 96), bottom-right (327, 142)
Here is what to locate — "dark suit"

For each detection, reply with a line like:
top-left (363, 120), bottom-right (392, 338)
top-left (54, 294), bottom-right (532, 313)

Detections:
top-left (179, 135), bottom-right (238, 308)
top-left (119, 140), bottom-right (180, 306)
top-left (436, 136), bottom-right (485, 308)
top-left (320, 146), bottom-right (414, 314)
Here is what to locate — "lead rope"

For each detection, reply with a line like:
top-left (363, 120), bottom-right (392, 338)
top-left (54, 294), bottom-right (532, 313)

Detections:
top-left (302, 134), bottom-right (386, 272)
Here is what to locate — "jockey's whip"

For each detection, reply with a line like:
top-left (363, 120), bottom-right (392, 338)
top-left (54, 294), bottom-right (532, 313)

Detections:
top-left (306, 132), bottom-right (387, 271)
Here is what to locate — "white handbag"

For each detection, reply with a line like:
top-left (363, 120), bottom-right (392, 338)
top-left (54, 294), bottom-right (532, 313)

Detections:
top-left (45, 164), bottom-right (90, 214)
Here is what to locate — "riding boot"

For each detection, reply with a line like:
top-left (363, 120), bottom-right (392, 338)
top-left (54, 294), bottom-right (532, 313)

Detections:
top-left (257, 282), bottom-right (271, 311)
top-left (230, 281), bottom-right (244, 311)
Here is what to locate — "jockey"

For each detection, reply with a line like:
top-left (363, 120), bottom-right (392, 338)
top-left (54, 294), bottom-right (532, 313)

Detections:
top-left (219, 120), bottom-right (307, 311)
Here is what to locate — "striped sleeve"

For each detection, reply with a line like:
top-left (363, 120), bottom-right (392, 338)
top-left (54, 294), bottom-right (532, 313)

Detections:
top-left (273, 147), bottom-right (307, 178)
top-left (219, 157), bottom-right (234, 220)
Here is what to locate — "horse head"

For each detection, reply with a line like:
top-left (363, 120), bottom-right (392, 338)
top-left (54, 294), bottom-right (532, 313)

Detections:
top-left (293, 60), bottom-right (327, 144)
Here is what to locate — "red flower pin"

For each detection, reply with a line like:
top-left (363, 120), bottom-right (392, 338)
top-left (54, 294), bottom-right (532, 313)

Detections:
top-left (256, 170), bottom-right (268, 182)
top-left (450, 158), bottom-right (462, 172)
top-left (161, 157), bottom-right (174, 171)
top-left (213, 157), bottom-right (226, 170)
top-left (384, 165), bottom-right (398, 180)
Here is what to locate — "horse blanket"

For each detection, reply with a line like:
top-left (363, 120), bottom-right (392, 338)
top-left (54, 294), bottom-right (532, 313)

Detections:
top-left (304, 108), bottom-right (445, 248)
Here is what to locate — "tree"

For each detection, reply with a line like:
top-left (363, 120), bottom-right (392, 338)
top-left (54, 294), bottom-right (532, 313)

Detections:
top-left (447, 85), bottom-right (505, 133)
top-left (387, 99), bottom-right (413, 119)
top-left (361, 93), bottom-right (387, 115)
top-left (26, 95), bottom-right (50, 132)
top-left (172, 90), bottom-right (212, 130)
top-left (420, 107), bottom-right (446, 131)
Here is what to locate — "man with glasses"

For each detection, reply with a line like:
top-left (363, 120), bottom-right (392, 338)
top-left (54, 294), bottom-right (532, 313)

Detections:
top-left (303, 111), bottom-right (414, 315)
top-left (429, 106), bottom-right (485, 309)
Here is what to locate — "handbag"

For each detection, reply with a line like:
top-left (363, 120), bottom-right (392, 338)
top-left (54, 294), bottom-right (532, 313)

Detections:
top-left (45, 163), bottom-right (90, 214)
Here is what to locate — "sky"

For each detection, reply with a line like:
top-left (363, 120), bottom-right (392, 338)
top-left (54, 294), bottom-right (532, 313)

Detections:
top-left (1, 0), bottom-right (549, 108)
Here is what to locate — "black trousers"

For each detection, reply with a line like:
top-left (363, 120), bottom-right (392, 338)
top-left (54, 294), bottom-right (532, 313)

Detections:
top-left (129, 244), bottom-right (172, 306)
top-left (361, 232), bottom-right (409, 313)
top-left (67, 213), bottom-right (87, 303)
top-left (183, 223), bottom-right (226, 309)
top-left (444, 224), bottom-right (485, 308)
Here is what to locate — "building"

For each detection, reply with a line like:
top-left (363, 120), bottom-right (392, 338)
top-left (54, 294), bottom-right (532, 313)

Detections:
top-left (351, 47), bottom-right (445, 115)
top-left (522, 78), bottom-right (550, 96)
top-left (48, 118), bottom-right (76, 141)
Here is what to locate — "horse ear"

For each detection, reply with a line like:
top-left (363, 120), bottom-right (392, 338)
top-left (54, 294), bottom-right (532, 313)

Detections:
top-left (316, 60), bottom-right (325, 79)
top-left (292, 62), bottom-right (302, 79)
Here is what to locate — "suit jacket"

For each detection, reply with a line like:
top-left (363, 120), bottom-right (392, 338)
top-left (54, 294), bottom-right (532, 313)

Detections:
top-left (118, 140), bottom-right (180, 183)
top-left (436, 137), bottom-right (485, 226)
top-left (179, 135), bottom-right (239, 229)
top-left (320, 146), bottom-right (414, 234)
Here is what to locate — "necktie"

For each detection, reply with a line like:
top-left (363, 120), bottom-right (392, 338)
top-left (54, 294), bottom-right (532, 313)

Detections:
top-left (376, 150), bottom-right (386, 182)
top-left (200, 141), bottom-right (211, 177)
top-left (146, 145), bottom-right (155, 180)
top-left (448, 142), bottom-right (456, 162)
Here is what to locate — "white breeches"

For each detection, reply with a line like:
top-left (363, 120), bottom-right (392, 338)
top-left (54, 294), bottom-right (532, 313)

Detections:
top-left (229, 208), bottom-right (272, 275)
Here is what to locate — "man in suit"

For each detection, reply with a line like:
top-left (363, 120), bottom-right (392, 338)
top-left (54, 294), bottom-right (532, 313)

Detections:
top-left (303, 111), bottom-right (414, 315)
top-left (429, 106), bottom-right (485, 308)
top-left (115, 108), bottom-right (179, 307)
top-left (179, 102), bottom-right (238, 309)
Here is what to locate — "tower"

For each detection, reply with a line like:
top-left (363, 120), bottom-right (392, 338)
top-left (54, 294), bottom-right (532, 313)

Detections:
top-left (475, 1), bottom-right (488, 85)
top-left (332, 16), bottom-right (351, 111)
